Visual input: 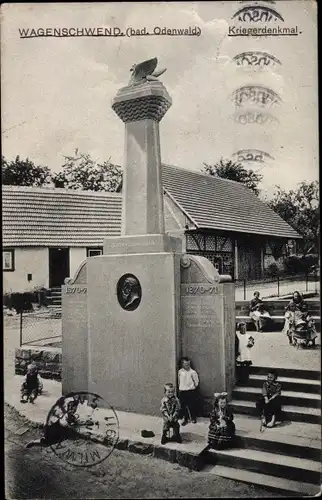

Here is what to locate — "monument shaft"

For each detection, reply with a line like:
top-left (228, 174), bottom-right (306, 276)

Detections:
top-left (112, 81), bottom-right (172, 236)
top-left (123, 120), bottom-right (164, 234)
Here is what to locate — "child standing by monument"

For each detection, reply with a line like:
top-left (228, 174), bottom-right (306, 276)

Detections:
top-left (178, 357), bottom-right (199, 425)
top-left (208, 392), bottom-right (236, 449)
top-left (236, 322), bottom-right (255, 385)
top-left (160, 383), bottom-right (181, 444)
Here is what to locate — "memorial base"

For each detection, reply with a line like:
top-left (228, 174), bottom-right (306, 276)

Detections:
top-left (86, 250), bottom-right (182, 415)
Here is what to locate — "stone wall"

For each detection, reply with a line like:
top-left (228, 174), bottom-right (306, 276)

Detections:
top-left (15, 346), bottom-right (62, 380)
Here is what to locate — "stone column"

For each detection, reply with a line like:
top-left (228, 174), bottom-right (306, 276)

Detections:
top-left (260, 246), bottom-right (265, 278)
top-left (234, 238), bottom-right (239, 280)
top-left (112, 82), bottom-right (172, 236)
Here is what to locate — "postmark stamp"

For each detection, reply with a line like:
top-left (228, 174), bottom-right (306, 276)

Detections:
top-left (42, 392), bottom-right (119, 467)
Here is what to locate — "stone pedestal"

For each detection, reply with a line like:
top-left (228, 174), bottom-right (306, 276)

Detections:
top-left (86, 247), bottom-right (182, 415)
top-left (180, 255), bottom-right (235, 414)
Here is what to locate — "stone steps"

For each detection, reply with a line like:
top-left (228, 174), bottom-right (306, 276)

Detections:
top-left (248, 374), bottom-right (321, 394)
top-left (206, 447), bottom-right (321, 484)
top-left (231, 398), bottom-right (321, 424)
top-left (233, 386), bottom-right (321, 408)
top-left (232, 417), bottom-right (321, 462)
top-left (205, 367), bottom-right (321, 494)
top-left (203, 464), bottom-right (320, 496)
top-left (50, 287), bottom-right (62, 306)
top-left (249, 366), bottom-right (320, 380)
top-left (234, 366), bottom-right (321, 423)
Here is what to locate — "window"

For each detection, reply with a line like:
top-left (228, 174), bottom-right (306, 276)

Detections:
top-left (86, 247), bottom-right (103, 257)
top-left (3, 249), bottom-right (15, 271)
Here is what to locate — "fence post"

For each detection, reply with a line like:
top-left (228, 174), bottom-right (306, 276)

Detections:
top-left (277, 276), bottom-right (280, 297)
top-left (305, 273), bottom-right (308, 292)
top-left (19, 309), bottom-right (23, 347)
top-left (243, 279), bottom-right (246, 300)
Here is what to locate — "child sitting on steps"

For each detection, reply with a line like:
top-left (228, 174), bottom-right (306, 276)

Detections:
top-left (256, 369), bottom-right (282, 428)
top-left (208, 392), bottom-right (236, 449)
top-left (160, 383), bottom-right (182, 445)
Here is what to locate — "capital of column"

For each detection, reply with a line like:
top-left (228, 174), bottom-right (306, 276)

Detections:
top-left (112, 81), bottom-right (172, 123)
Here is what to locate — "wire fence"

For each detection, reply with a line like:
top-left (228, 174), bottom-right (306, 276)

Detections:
top-left (235, 272), bottom-right (320, 301)
top-left (17, 309), bottom-right (62, 347)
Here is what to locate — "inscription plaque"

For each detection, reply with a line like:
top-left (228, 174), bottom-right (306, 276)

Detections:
top-left (181, 284), bottom-right (219, 296)
top-left (65, 286), bottom-right (88, 294)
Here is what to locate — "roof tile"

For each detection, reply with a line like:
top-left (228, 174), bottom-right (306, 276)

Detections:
top-left (2, 165), bottom-right (300, 247)
top-left (161, 164), bottom-right (300, 239)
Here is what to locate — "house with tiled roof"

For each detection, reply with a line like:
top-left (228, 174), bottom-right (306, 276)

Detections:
top-left (2, 164), bottom-right (300, 293)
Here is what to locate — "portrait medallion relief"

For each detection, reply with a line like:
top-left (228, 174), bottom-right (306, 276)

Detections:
top-left (117, 274), bottom-right (142, 311)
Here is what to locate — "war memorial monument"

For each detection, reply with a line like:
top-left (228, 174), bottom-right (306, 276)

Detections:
top-left (62, 58), bottom-right (235, 415)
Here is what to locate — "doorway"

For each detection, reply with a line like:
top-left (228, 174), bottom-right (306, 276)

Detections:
top-left (49, 248), bottom-right (70, 288)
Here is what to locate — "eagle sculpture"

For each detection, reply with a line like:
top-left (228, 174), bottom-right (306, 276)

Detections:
top-left (128, 57), bottom-right (167, 85)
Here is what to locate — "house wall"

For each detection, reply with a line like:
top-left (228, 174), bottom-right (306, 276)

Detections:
top-left (186, 232), bottom-right (235, 278)
top-left (185, 231), bottom-right (282, 280)
top-left (238, 240), bottom-right (262, 280)
top-left (164, 193), bottom-right (187, 252)
top-left (3, 247), bottom-right (49, 293)
top-left (3, 247), bottom-right (89, 293)
top-left (69, 248), bottom-right (87, 279)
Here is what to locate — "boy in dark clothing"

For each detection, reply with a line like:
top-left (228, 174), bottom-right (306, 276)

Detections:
top-left (160, 383), bottom-right (181, 445)
top-left (20, 364), bottom-right (42, 403)
top-left (26, 396), bottom-right (81, 448)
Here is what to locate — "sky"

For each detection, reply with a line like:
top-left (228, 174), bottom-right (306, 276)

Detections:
top-left (1, 1), bottom-right (319, 198)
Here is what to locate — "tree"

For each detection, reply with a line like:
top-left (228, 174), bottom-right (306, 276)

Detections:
top-left (2, 155), bottom-right (52, 187)
top-left (203, 158), bottom-right (262, 195)
top-left (268, 181), bottom-right (319, 255)
top-left (53, 149), bottom-right (122, 192)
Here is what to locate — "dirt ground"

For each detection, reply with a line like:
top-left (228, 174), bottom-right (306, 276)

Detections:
top-left (5, 404), bottom-right (282, 499)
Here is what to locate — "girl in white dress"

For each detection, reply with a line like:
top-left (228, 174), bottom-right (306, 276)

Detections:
top-left (236, 322), bottom-right (255, 384)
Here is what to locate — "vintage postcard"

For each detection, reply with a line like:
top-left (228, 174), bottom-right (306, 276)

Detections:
top-left (2, 1), bottom-right (320, 498)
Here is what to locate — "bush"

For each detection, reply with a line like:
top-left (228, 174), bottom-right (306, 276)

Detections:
top-left (3, 287), bottom-right (51, 313)
top-left (3, 292), bottom-right (33, 313)
top-left (283, 254), bottom-right (318, 275)
top-left (265, 262), bottom-right (280, 277)
top-left (302, 253), bottom-right (319, 272)
top-left (283, 255), bottom-right (303, 274)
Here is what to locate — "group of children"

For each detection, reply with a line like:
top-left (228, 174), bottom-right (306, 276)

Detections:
top-left (160, 352), bottom-right (282, 447)
top-left (21, 350), bottom-right (282, 449)
top-left (160, 357), bottom-right (199, 445)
